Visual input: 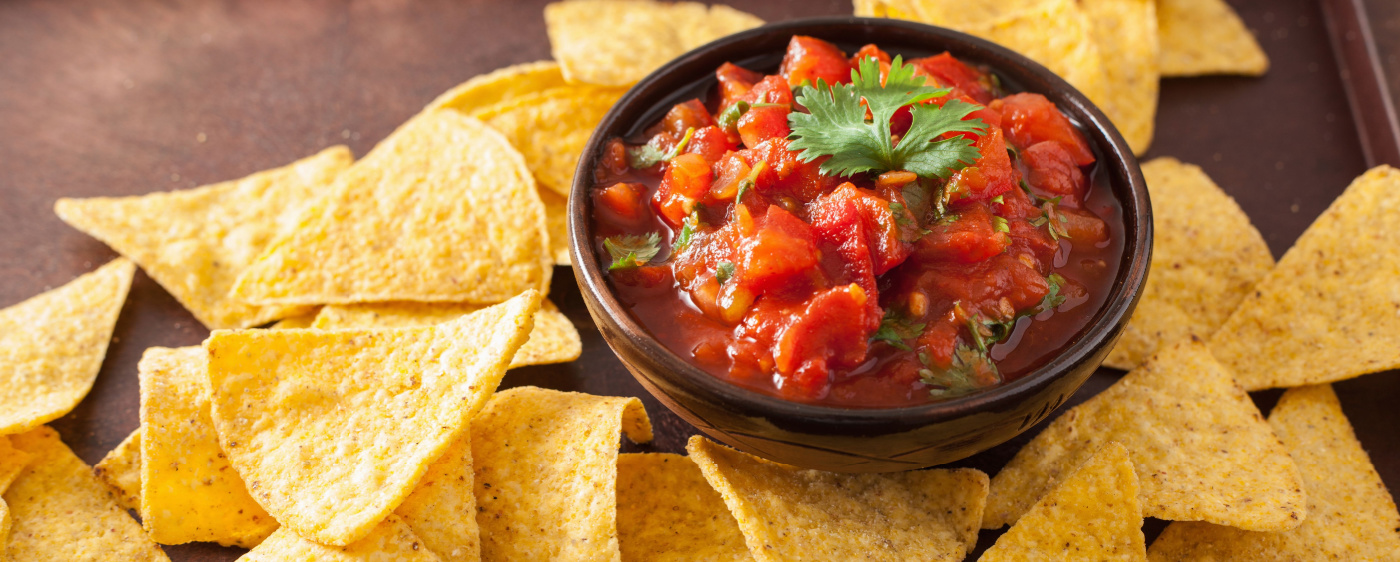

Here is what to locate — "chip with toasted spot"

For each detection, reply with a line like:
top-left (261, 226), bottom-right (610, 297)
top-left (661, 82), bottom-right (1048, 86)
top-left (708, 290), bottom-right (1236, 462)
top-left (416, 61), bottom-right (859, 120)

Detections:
top-left (394, 431), bottom-right (479, 562)
top-left (92, 428), bottom-right (142, 514)
top-left (1148, 384), bottom-right (1400, 560)
top-left (1079, 0), bottom-right (1158, 155)
top-left (616, 453), bottom-right (752, 562)
top-left (241, 514), bottom-right (441, 562)
top-left (539, 187), bottom-right (572, 265)
top-left (1104, 158), bottom-right (1273, 370)
top-left (1209, 165), bottom-right (1400, 390)
top-left (54, 147), bottom-right (349, 330)
top-left (985, 337), bottom-right (1303, 531)
top-left (686, 435), bottom-right (986, 562)
top-left (545, 0), bottom-right (763, 87)
top-left (426, 61), bottom-right (567, 114)
top-left (475, 85), bottom-right (625, 197)
top-left (3, 427), bottom-right (169, 561)
top-left (138, 346), bottom-right (276, 547)
top-left (269, 308), bottom-right (320, 329)
top-left (1157, 0), bottom-right (1268, 76)
top-left (0, 435), bottom-right (33, 559)
top-left (473, 386), bottom-right (653, 561)
top-left (0, 258), bottom-right (134, 435)
top-left (981, 442), bottom-right (1145, 561)
top-left (206, 291), bottom-right (540, 546)
top-left (231, 110), bottom-right (551, 306)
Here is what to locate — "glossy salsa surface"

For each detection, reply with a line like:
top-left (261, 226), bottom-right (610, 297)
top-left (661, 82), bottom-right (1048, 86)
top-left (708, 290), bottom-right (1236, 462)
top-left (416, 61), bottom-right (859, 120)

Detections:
top-left (591, 36), bottom-right (1123, 408)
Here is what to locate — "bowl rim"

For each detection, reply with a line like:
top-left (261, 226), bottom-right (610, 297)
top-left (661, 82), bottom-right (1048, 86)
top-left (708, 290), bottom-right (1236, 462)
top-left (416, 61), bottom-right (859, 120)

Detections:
top-left (569, 15), bottom-right (1152, 427)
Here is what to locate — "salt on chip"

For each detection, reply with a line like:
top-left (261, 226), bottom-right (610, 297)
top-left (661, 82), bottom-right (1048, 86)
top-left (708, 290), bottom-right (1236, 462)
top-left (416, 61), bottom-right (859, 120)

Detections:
top-left (231, 110), bottom-right (551, 306)
top-left (472, 386), bottom-right (653, 561)
top-left (426, 61), bottom-right (568, 114)
top-left (312, 298), bottom-right (582, 368)
top-left (980, 442), bottom-right (1146, 561)
top-left (93, 428), bottom-right (143, 514)
top-left (139, 346), bottom-right (276, 547)
top-left (206, 290), bottom-right (541, 546)
top-left (1080, 0), bottom-right (1159, 155)
top-left (395, 431), bottom-right (479, 562)
top-left (0, 258), bottom-right (134, 435)
top-left (3, 427), bottom-right (169, 561)
top-left (1209, 165), bottom-right (1400, 391)
top-left (0, 435), bottom-right (33, 558)
top-left (1157, 0), bottom-right (1268, 76)
top-left (984, 337), bottom-right (1304, 531)
top-left (54, 147), bottom-right (349, 330)
top-left (616, 453), bottom-right (752, 562)
top-left (474, 85), bottom-right (625, 197)
top-left (240, 514), bottom-right (442, 562)
top-left (1148, 384), bottom-right (1400, 560)
top-left (1104, 158), bottom-right (1273, 370)
top-left (539, 187), bottom-right (572, 265)
top-left (686, 435), bottom-right (986, 562)
top-left (545, 0), bottom-right (764, 87)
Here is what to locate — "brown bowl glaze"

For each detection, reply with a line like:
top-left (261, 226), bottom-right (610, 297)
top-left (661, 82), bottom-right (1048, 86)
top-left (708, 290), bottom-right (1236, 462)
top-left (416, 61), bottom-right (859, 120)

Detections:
top-left (569, 17), bottom-right (1151, 472)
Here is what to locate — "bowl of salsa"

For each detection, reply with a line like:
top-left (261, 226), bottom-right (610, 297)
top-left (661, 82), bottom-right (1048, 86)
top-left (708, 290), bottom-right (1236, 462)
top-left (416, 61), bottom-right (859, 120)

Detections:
top-left (571, 17), bottom-right (1151, 471)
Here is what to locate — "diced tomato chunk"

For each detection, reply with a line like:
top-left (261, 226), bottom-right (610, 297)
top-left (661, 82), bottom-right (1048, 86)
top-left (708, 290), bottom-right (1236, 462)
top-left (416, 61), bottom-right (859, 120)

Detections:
top-left (809, 183), bottom-right (915, 276)
top-left (773, 284), bottom-right (873, 399)
top-left (686, 126), bottom-right (734, 163)
top-left (913, 204), bottom-right (1011, 264)
top-left (596, 138), bottom-right (630, 180)
top-left (741, 74), bottom-right (795, 107)
top-left (850, 43), bottom-right (892, 66)
top-left (993, 93), bottom-right (1095, 165)
top-left (716, 62), bottom-right (763, 110)
top-left (736, 206), bottom-right (821, 294)
top-left (913, 52), bottom-right (995, 105)
top-left (654, 153), bottom-right (713, 225)
top-left (946, 127), bottom-right (1016, 202)
top-left (1058, 208), bottom-right (1109, 245)
top-left (594, 182), bottom-right (649, 226)
top-left (1021, 140), bottom-right (1087, 206)
top-left (779, 36), bottom-right (851, 87)
top-left (736, 105), bottom-right (791, 149)
top-left (658, 99), bottom-right (714, 138)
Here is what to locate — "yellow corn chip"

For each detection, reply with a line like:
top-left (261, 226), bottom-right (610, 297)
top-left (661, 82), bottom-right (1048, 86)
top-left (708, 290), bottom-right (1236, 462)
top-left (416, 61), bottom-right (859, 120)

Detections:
top-left (1105, 158), bottom-right (1273, 370)
top-left (545, 0), bottom-right (764, 87)
top-left (206, 291), bottom-right (540, 546)
top-left (139, 346), bottom-right (276, 547)
top-left (426, 61), bottom-right (568, 114)
top-left (395, 431), bottom-right (479, 562)
top-left (1149, 384), bottom-right (1400, 560)
top-left (312, 298), bottom-right (581, 368)
top-left (241, 514), bottom-right (442, 562)
top-left (686, 435), bottom-right (986, 562)
top-left (0, 435), bottom-right (33, 559)
top-left (93, 428), bottom-right (142, 514)
top-left (269, 308), bottom-right (320, 329)
top-left (539, 187), bottom-right (572, 266)
top-left (984, 337), bottom-right (1304, 531)
top-left (616, 453), bottom-right (752, 562)
top-left (1209, 165), bottom-right (1400, 390)
top-left (1157, 0), bottom-right (1268, 76)
top-left (232, 110), bottom-right (551, 306)
top-left (0, 258), bottom-right (134, 435)
top-left (853, 0), bottom-right (1042, 29)
top-left (475, 85), bottom-right (625, 198)
top-left (473, 386), bottom-right (653, 561)
top-left (1080, 0), bottom-right (1158, 154)
top-left (981, 442), bottom-right (1145, 561)
top-left (54, 147), bottom-right (349, 330)
top-left (3, 427), bottom-right (168, 561)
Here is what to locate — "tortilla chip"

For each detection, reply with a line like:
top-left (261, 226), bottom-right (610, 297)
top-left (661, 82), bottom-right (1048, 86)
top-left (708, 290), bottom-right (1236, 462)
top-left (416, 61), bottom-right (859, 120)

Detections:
top-left (54, 147), bottom-right (349, 330)
top-left (852, 0), bottom-right (1042, 29)
top-left (269, 308), bottom-right (320, 329)
top-left (312, 298), bottom-right (580, 368)
top-left (138, 346), bottom-right (276, 547)
top-left (473, 386), bottom-right (653, 561)
top-left (1209, 165), bottom-right (1400, 390)
top-left (0, 435), bottom-right (33, 559)
top-left (426, 61), bottom-right (568, 114)
top-left (395, 431), bottom-right (479, 562)
top-left (686, 435), bottom-right (986, 562)
top-left (1079, 0), bottom-right (1158, 154)
top-left (205, 291), bottom-right (540, 546)
top-left (539, 187), bottom-right (572, 265)
top-left (3, 427), bottom-right (168, 561)
top-left (231, 110), bottom-right (551, 306)
top-left (985, 337), bottom-right (1304, 531)
top-left (0, 258), bottom-right (134, 435)
top-left (241, 514), bottom-right (441, 562)
top-left (981, 442), bottom-right (1145, 561)
top-left (545, 0), bottom-right (764, 87)
top-left (1104, 158), bottom-right (1273, 370)
top-left (1157, 0), bottom-right (1268, 76)
top-left (93, 428), bottom-right (142, 514)
top-left (474, 85), bottom-right (625, 198)
top-left (616, 453), bottom-right (752, 562)
top-left (1149, 384), bottom-right (1400, 560)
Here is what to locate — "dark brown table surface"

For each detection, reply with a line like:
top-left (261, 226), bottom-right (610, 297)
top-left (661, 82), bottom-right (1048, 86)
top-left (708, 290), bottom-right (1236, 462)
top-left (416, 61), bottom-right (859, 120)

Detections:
top-left (2, 0), bottom-right (1394, 558)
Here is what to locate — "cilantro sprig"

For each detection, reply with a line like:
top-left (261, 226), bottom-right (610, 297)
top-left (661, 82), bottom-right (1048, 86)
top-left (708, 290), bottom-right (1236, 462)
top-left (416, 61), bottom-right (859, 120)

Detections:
top-left (787, 56), bottom-right (987, 180)
top-left (870, 307), bottom-right (926, 351)
top-left (627, 127), bottom-right (696, 169)
top-left (604, 233), bottom-right (662, 270)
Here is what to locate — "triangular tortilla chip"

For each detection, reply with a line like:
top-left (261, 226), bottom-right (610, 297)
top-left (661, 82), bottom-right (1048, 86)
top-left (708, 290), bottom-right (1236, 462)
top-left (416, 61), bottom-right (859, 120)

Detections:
top-left (1080, 0), bottom-right (1159, 154)
top-left (853, 0), bottom-right (1042, 28)
top-left (473, 85), bottom-right (625, 197)
top-left (206, 291), bottom-right (540, 546)
top-left (231, 110), bottom-right (551, 306)
top-left (138, 346), bottom-right (276, 547)
top-left (93, 428), bottom-right (142, 514)
top-left (394, 430), bottom-right (479, 562)
top-left (539, 187), bottom-right (572, 265)
top-left (984, 337), bottom-right (1304, 531)
top-left (1105, 158), bottom-right (1273, 370)
top-left (3, 427), bottom-right (168, 561)
top-left (545, 0), bottom-right (763, 87)
top-left (1209, 165), bottom-right (1400, 390)
top-left (981, 442), bottom-right (1146, 561)
top-left (0, 258), bottom-right (134, 434)
top-left (1157, 0), bottom-right (1268, 76)
top-left (426, 61), bottom-right (568, 114)
top-left (0, 435), bottom-right (33, 559)
top-left (312, 298), bottom-right (580, 368)
top-left (54, 147), bottom-right (349, 329)
top-left (686, 436), bottom-right (986, 562)
top-left (617, 453), bottom-right (753, 562)
top-left (473, 386), bottom-right (653, 561)
top-left (241, 514), bottom-right (442, 562)
top-left (268, 307), bottom-right (320, 329)
top-left (1148, 384), bottom-right (1400, 560)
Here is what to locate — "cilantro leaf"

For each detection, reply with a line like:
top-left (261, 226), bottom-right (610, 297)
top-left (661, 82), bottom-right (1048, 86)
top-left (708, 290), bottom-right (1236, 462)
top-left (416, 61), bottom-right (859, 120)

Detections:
top-left (604, 232), bottom-right (661, 271)
top-left (626, 127), bottom-right (696, 169)
top-left (672, 211), bottom-right (701, 254)
top-left (715, 261), bottom-right (736, 284)
top-left (716, 101), bottom-right (749, 132)
top-left (870, 307), bottom-right (926, 351)
top-left (1040, 273), bottom-right (1067, 311)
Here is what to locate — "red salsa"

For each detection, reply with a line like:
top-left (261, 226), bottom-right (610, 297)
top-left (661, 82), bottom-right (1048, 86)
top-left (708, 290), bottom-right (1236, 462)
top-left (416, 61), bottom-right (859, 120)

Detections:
top-left (591, 36), bottom-right (1122, 407)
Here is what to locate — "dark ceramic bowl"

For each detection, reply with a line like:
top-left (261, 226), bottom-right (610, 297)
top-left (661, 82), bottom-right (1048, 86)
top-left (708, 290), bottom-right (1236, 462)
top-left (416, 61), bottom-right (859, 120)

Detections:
top-left (569, 17), bottom-right (1151, 472)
